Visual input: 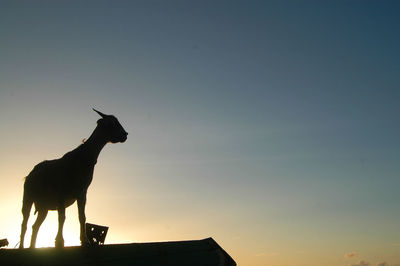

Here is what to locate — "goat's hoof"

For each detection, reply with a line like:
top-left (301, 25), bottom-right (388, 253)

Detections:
top-left (81, 235), bottom-right (91, 247)
top-left (55, 239), bottom-right (64, 248)
top-left (81, 239), bottom-right (91, 247)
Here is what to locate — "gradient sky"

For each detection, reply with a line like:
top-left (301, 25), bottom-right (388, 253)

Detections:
top-left (0, 1), bottom-right (399, 265)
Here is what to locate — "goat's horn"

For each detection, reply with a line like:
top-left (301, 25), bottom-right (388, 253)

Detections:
top-left (93, 108), bottom-right (107, 118)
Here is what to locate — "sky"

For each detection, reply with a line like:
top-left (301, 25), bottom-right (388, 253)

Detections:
top-left (0, 1), bottom-right (399, 265)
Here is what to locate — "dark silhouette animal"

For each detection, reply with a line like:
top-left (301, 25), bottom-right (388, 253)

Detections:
top-left (19, 109), bottom-right (128, 248)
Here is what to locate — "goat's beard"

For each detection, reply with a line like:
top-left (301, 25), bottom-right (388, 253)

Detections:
top-left (109, 134), bottom-right (127, 143)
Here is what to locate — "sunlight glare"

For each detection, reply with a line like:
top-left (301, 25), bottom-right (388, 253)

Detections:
top-left (33, 212), bottom-right (81, 248)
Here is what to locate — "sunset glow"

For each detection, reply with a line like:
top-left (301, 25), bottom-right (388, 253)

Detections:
top-left (1, 1), bottom-right (400, 265)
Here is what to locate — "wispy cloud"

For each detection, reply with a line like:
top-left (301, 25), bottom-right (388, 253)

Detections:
top-left (350, 261), bottom-right (370, 266)
top-left (345, 252), bottom-right (358, 258)
top-left (255, 252), bottom-right (279, 257)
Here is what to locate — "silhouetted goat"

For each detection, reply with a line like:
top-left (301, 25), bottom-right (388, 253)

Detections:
top-left (19, 109), bottom-right (128, 248)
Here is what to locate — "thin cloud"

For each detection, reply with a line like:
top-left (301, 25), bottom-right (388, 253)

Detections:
top-left (350, 261), bottom-right (370, 266)
top-left (345, 252), bottom-right (358, 258)
top-left (255, 252), bottom-right (279, 257)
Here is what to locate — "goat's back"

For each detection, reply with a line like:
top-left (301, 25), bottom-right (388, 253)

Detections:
top-left (24, 158), bottom-right (94, 209)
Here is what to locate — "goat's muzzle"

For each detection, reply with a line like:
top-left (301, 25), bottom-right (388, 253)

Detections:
top-left (113, 132), bottom-right (127, 143)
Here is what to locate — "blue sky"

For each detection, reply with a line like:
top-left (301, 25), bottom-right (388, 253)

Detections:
top-left (0, 1), bottom-right (399, 265)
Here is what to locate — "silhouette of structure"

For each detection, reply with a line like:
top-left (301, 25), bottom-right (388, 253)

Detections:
top-left (19, 109), bottom-right (128, 249)
top-left (0, 239), bottom-right (8, 248)
top-left (85, 223), bottom-right (108, 246)
top-left (1, 238), bottom-right (236, 265)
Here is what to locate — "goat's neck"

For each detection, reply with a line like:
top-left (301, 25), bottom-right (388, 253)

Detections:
top-left (82, 126), bottom-right (108, 165)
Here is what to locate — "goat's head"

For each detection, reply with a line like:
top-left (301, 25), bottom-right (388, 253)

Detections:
top-left (93, 108), bottom-right (128, 143)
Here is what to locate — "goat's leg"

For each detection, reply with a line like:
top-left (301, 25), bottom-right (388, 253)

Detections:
top-left (30, 209), bottom-right (48, 248)
top-left (77, 193), bottom-right (89, 246)
top-left (19, 197), bottom-right (33, 249)
top-left (55, 207), bottom-right (65, 248)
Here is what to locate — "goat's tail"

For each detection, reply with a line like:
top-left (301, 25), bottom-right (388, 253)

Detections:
top-left (21, 193), bottom-right (33, 217)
